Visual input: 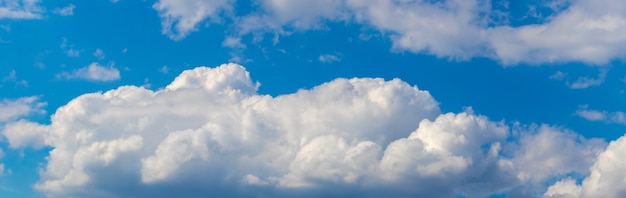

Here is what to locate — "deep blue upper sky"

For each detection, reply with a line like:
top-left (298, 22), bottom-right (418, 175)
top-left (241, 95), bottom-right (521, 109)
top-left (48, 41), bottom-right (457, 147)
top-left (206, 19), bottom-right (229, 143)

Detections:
top-left (1, 0), bottom-right (626, 197)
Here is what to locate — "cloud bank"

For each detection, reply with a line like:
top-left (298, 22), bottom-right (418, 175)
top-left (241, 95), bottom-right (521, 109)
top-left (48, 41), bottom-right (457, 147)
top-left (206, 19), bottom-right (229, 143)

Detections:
top-left (2, 63), bottom-right (620, 197)
top-left (151, 0), bottom-right (626, 65)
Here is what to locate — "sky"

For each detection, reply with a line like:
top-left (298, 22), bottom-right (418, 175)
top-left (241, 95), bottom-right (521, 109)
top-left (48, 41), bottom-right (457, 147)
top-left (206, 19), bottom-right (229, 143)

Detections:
top-left (1, 0), bottom-right (626, 197)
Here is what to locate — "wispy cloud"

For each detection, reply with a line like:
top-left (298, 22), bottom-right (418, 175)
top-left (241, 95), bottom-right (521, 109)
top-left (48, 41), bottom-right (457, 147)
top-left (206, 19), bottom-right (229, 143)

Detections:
top-left (576, 105), bottom-right (626, 125)
top-left (318, 54), bottom-right (341, 63)
top-left (93, 48), bottom-right (105, 60)
top-left (0, 0), bottom-right (44, 19)
top-left (52, 4), bottom-right (75, 16)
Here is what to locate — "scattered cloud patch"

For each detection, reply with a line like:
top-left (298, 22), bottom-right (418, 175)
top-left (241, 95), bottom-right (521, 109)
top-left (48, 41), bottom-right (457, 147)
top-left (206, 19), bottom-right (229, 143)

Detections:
top-left (576, 105), bottom-right (626, 125)
top-left (58, 62), bottom-right (121, 82)
top-left (567, 70), bottom-right (607, 89)
top-left (2, 70), bottom-right (28, 87)
top-left (152, 0), bottom-right (233, 40)
top-left (318, 54), bottom-right (341, 63)
top-left (93, 48), bottom-right (105, 60)
top-left (52, 4), bottom-right (75, 16)
top-left (222, 36), bottom-right (246, 49)
top-left (549, 71), bottom-right (568, 80)
top-left (60, 37), bottom-right (81, 57)
top-left (0, 96), bottom-right (46, 123)
top-left (0, 0), bottom-right (44, 19)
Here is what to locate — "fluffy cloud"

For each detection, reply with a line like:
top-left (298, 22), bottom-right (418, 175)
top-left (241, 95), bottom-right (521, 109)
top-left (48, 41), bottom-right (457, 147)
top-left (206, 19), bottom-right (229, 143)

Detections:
top-left (545, 136), bottom-right (626, 198)
top-left (152, 0), bottom-right (626, 65)
top-left (0, 0), bottom-right (44, 19)
top-left (58, 62), bottom-right (121, 82)
top-left (0, 96), bottom-right (46, 123)
top-left (2, 63), bottom-right (614, 197)
top-left (153, 0), bottom-right (233, 40)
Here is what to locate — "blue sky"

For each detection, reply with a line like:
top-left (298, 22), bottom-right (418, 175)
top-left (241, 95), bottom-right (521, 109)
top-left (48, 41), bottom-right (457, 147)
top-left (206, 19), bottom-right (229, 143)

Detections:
top-left (1, 0), bottom-right (626, 197)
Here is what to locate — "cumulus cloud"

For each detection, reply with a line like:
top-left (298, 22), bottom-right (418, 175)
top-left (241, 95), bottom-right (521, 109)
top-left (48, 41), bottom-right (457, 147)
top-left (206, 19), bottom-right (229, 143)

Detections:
top-left (58, 62), bottom-right (121, 82)
top-left (545, 136), bottom-right (626, 198)
top-left (1, 63), bottom-right (614, 197)
top-left (0, 0), bottom-right (44, 19)
top-left (151, 0), bottom-right (626, 65)
top-left (152, 0), bottom-right (233, 40)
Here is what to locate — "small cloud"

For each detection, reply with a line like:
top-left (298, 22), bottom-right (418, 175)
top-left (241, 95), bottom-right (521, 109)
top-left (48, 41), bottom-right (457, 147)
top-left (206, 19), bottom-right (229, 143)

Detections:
top-left (222, 37), bottom-right (246, 49)
top-left (93, 48), bottom-right (106, 60)
top-left (2, 70), bottom-right (29, 88)
top-left (60, 38), bottom-right (80, 57)
top-left (567, 70), bottom-right (606, 89)
top-left (121, 48), bottom-right (128, 54)
top-left (58, 62), bottom-right (121, 82)
top-left (318, 54), bottom-right (341, 63)
top-left (549, 71), bottom-right (567, 80)
top-left (576, 105), bottom-right (626, 125)
top-left (66, 49), bottom-right (80, 57)
top-left (159, 65), bottom-right (169, 74)
top-left (2, 70), bottom-right (16, 82)
top-left (52, 4), bottom-right (75, 16)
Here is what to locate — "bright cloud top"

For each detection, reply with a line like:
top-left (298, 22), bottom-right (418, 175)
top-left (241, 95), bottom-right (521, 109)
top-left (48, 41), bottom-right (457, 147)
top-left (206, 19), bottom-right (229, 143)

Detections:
top-left (2, 63), bottom-right (621, 197)
top-left (152, 0), bottom-right (626, 65)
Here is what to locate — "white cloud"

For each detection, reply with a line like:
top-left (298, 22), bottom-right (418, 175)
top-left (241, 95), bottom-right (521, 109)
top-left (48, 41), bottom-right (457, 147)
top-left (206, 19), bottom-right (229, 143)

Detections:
top-left (58, 62), bottom-right (121, 82)
top-left (545, 136), bottom-right (626, 198)
top-left (3, 63), bottom-right (615, 197)
top-left (0, 0), bottom-right (44, 19)
top-left (318, 54), bottom-right (341, 63)
top-left (60, 38), bottom-right (81, 57)
top-left (576, 105), bottom-right (626, 125)
top-left (236, 0), bottom-right (348, 36)
top-left (2, 120), bottom-right (48, 149)
top-left (0, 96), bottom-right (46, 123)
top-left (152, 0), bottom-right (233, 40)
top-left (222, 36), bottom-right (245, 49)
top-left (152, 0), bottom-right (626, 65)
top-left (93, 48), bottom-right (105, 60)
top-left (2, 70), bottom-right (28, 87)
top-left (566, 70), bottom-right (607, 89)
top-left (52, 4), bottom-right (75, 16)
top-left (511, 125), bottom-right (606, 183)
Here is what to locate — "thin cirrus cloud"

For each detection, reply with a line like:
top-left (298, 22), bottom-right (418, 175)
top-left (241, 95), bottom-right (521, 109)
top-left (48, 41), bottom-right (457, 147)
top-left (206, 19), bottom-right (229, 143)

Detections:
top-left (57, 62), bottom-right (121, 82)
top-left (1, 63), bottom-right (620, 197)
top-left (151, 0), bottom-right (626, 65)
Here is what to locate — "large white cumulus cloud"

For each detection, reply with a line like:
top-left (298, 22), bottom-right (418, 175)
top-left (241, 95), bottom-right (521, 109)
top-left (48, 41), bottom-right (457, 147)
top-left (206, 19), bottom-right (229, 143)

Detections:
top-left (152, 0), bottom-right (626, 65)
top-left (1, 63), bottom-right (612, 197)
